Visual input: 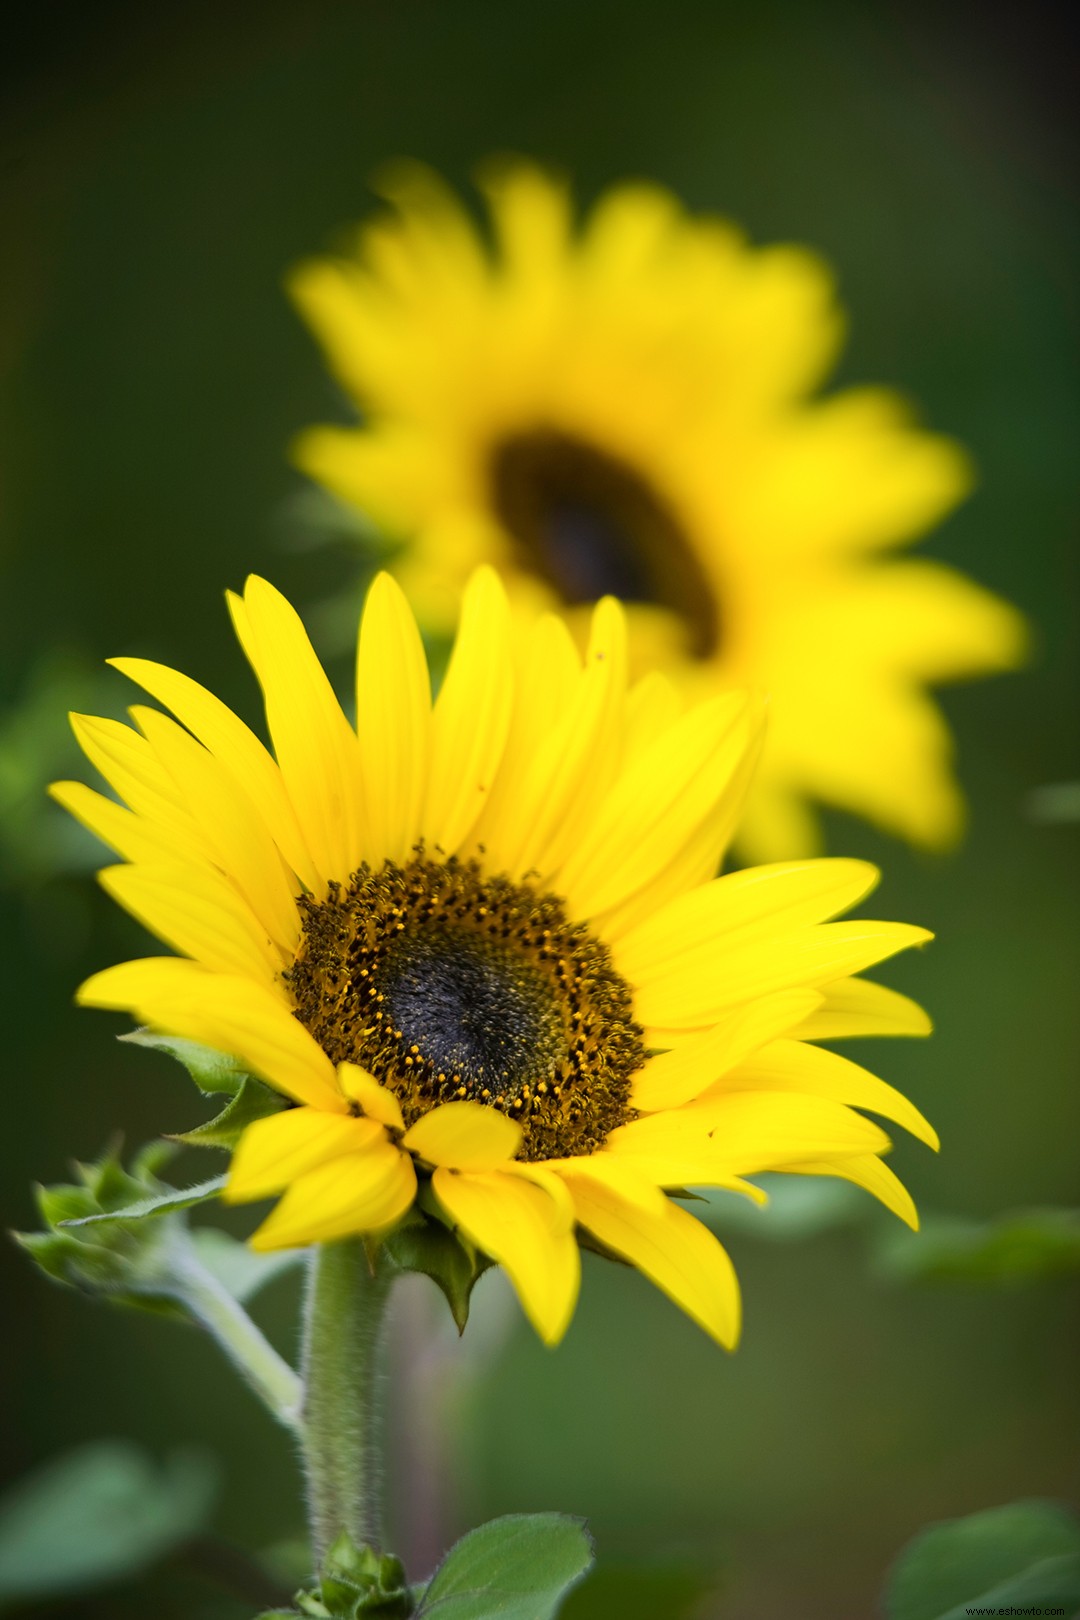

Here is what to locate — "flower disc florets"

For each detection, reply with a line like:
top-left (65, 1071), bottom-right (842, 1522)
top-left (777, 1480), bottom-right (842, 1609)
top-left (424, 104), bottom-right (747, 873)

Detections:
top-left (286, 852), bottom-right (645, 1161)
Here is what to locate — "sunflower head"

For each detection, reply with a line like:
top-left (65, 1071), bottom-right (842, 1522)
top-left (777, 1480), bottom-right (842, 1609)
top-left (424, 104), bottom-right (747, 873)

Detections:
top-left (290, 158), bottom-right (1027, 860)
top-left (55, 567), bottom-right (936, 1347)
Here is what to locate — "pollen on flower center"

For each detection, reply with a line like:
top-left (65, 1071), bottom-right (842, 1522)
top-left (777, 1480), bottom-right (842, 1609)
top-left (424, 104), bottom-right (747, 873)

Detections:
top-left (490, 428), bottom-right (721, 658)
top-left (285, 853), bottom-right (645, 1160)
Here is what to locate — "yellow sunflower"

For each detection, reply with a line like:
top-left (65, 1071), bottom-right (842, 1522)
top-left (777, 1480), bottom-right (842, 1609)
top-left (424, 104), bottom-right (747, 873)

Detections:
top-left (53, 568), bottom-right (936, 1347)
top-left (289, 161), bottom-right (1026, 860)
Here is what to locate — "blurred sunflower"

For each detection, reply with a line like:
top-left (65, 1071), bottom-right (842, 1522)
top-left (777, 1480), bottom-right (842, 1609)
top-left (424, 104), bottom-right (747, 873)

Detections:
top-left (54, 569), bottom-right (936, 1347)
top-left (290, 162), bottom-right (1025, 859)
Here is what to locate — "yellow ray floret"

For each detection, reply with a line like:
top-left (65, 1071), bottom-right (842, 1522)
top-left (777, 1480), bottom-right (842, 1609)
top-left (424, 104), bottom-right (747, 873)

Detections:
top-left (289, 160), bottom-right (1026, 858)
top-left (62, 568), bottom-right (937, 1348)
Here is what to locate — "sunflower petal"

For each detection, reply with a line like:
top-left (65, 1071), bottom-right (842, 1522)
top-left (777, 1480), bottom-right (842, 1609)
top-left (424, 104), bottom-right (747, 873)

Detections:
top-left (607, 1091), bottom-right (891, 1182)
top-left (788, 975), bottom-right (932, 1039)
top-left (251, 1140), bottom-right (416, 1250)
top-left (98, 864), bottom-right (281, 984)
top-left (49, 782), bottom-right (183, 867)
top-left (403, 1101), bottom-right (521, 1169)
top-left (229, 576), bottom-right (364, 886)
top-left (421, 567), bottom-right (514, 854)
top-left (226, 1109), bottom-right (384, 1202)
top-left (632, 920), bottom-right (932, 1028)
top-left (705, 1037), bottom-right (938, 1148)
top-left (338, 1064), bottom-right (405, 1131)
top-left (558, 691), bottom-right (759, 919)
top-left (355, 572), bottom-right (431, 864)
top-left (781, 1154), bottom-right (919, 1228)
top-left (632, 989), bottom-right (823, 1111)
top-left (431, 1166), bottom-right (580, 1344)
top-left (110, 973), bottom-right (340, 1111)
top-left (567, 1178), bottom-right (741, 1348)
top-left (108, 656), bottom-right (321, 892)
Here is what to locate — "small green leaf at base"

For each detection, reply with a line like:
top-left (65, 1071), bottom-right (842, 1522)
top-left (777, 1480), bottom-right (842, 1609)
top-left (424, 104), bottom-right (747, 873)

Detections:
top-left (414, 1513), bottom-right (594, 1620)
top-left (883, 1498), bottom-right (1080, 1620)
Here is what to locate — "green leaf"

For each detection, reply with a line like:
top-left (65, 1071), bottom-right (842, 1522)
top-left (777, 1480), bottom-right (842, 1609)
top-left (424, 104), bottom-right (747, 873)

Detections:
top-left (558, 1565), bottom-right (713, 1619)
top-left (0, 1442), bottom-right (216, 1606)
top-left (879, 1208), bottom-right (1080, 1285)
top-left (57, 1173), bottom-right (227, 1228)
top-left (380, 1208), bottom-right (494, 1333)
top-left (415, 1513), bottom-right (594, 1620)
top-left (172, 1073), bottom-right (286, 1150)
top-left (191, 1228), bottom-right (303, 1304)
top-left (883, 1498), bottom-right (1080, 1620)
top-left (121, 1028), bottom-right (248, 1095)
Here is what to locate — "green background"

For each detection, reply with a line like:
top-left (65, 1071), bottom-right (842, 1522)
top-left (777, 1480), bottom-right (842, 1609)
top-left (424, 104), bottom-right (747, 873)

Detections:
top-left (1, 2), bottom-right (1077, 1615)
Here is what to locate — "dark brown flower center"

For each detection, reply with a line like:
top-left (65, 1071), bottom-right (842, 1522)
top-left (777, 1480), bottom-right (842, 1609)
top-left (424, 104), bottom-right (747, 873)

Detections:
top-left (490, 428), bottom-right (720, 657)
top-left (286, 853), bottom-right (644, 1161)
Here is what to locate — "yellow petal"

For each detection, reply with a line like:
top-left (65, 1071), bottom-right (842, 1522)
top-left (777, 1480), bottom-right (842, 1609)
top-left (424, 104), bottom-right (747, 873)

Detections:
top-left (77, 955), bottom-right (214, 1010)
top-left (98, 864), bottom-right (281, 984)
top-left (338, 1064), bottom-right (405, 1131)
top-left (633, 920), bottom-right (932, 1028)
top-left (91, 965), bottom-right (338, 1121)
top-left (132, 705), bottom-right (300, 955)
top-left (707, 1037), bottom-right (938, 1149)
top-left (552, 1155), bottom-right (668, 1214)
top-left (421, 567), bottom-right (513, 854)
top-left (229, 576), bottom-right (365, 886)
top-left (607, 1092), bottom-right (891, 1182)
top-left (49, 781), bottom-right (183, 867)
top-left (70, 715), bottom-right (206, 862)
top-left (403, 1101), bottom-right (522, 1169)
top-left (251, 1140), bottom-right (417, 1250)
top-left (466, 611), bottom-right (582, 866)
top-left (109, 656), bottom-right (321, 893)
top-left (781, 1154), bottom-right (918, 1229)
top-left (567, 1178), bottom-right (741, 1348)
top-left (557, 692), bottom-right (759, 920)
top-left (788, 976), bottom-right (933, 1040)
top-left (355, 572), bottom-right (431, 864)
top-left (616, 858), bottom-right (882, 986)
top-left (632, 990), bottom-right (823, 1111)
top-left (431, 1166), bottom-right (579, 1343)
top-left (509, 594), bottom-right (628, 881)
top-left (226, 1109), bottom-right (384, 1202)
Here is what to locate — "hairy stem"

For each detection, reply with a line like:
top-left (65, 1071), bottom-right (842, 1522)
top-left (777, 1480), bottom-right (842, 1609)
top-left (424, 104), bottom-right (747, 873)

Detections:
top-left (300, 1239), bottom-right (393, 1560)
top-left (173, 1250), bottom-right (302, 1431)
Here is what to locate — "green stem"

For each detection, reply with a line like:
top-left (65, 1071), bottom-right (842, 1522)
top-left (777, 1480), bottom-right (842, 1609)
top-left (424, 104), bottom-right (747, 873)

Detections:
top-left (173, 1250), bottom-right (302, 1431)
top-left (300, 1238), bottom-right (393, 1560)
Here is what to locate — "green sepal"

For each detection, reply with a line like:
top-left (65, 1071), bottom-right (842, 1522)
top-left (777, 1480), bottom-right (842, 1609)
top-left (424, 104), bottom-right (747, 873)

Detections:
top-left (121, 1028), bottom-right (248, 1095)
top-left (378, 1203), bottom-right (494, 1333)
top-left (171, 1074), bottom-right (285, 1152)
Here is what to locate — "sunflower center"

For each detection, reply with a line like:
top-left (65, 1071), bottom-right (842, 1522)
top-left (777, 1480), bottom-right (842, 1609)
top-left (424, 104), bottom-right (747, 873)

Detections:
top-left (286, 853), bottom-right (644, 1161)
top-left (490, 428), bottom-right (720, 657)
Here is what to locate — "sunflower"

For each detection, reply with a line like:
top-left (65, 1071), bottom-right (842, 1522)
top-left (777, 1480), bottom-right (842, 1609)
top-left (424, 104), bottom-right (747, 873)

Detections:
top-left (289, 161), bottom-right (1025, 860)
top-left (53, 569), bottom-right (936, 1347)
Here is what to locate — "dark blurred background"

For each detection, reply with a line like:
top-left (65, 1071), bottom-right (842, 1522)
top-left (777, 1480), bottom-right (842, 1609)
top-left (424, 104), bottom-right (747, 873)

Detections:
top-left (1, 3), bottom-right (1077, 1616)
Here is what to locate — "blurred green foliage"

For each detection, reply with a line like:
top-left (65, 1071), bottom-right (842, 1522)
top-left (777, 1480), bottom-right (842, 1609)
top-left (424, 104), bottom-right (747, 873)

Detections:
top-left (2, 2), bottom-right (1077, 1616)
